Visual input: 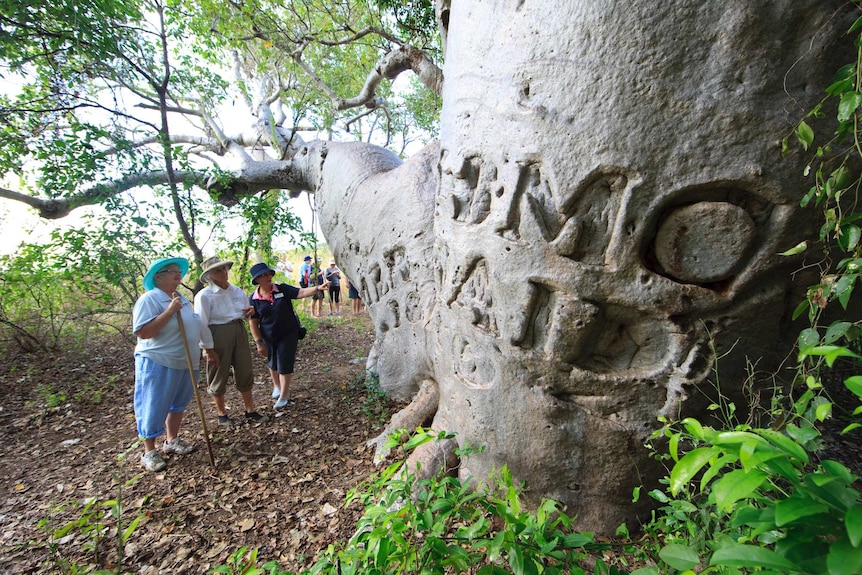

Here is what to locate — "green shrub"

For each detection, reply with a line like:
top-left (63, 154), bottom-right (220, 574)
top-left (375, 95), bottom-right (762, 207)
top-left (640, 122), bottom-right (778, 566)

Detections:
top-left (641, 368), bottom-right (862, 575)
top-left (212, 429), bottom-right (625, 575)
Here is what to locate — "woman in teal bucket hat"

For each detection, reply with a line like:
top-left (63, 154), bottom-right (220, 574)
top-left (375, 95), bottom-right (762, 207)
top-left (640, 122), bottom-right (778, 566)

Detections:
top-left (132, 257), bottom-right (201, 472)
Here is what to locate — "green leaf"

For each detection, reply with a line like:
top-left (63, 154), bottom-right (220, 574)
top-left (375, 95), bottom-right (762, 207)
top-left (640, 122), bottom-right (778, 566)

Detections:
top-left (827, 539), bottom-right (862, 575)
top-left (714, 430), bottom-right (769, 447)
top-left (845, 376), bottom-right (862, 400)
top-left (560, 532), bottom-right (595, 548)
top-left (753, 429), bottom-right (809, 465)
top-left (785, 422), bottom-right (821, 445)
top-left (712, 468), bottom-right (767, 512)
top-left (774, 497), bottom-right (829, 526)
top-left (374, 535), bottom-right (390, 566)
top-left (793, 390), bottom-right (816, 416)
top-left (509, 542), bottom-right (526, 575)
top-left (404, 430), bottom-right (434, 450)
top-left (669, 431), bottom-right (680, 462)
top-left (792, 298), bottom-right (811, 320)
top-left (738, 441), bottom-right (782, 472)
top-left (799, 345), bottom-right (862, 367)
top-left (846, 504), bottom-right (862, 547)
top-left (840, 224), bottom-right (862, 252)
top-left (815, 401), bottom-right (833, 422)
top-left (648, 489), bottom-right (669, 503)
top-left (681, 417), bottom-right (705, 441)
top-left (670, 447), bottom-right (717, 495)
top-left (796, 121), bottom-right (815, 150)
top-left (825, 321), bottom-right (853, 344)
top-left (828, 64), bottom-right (857, 94)
top-left (835, 272), bottom-right (857, 293)
top-left (710, 543), bottom-right (799, 571)
top-left (700, 454), bottom-right (736, 492)
top-left (843, 422), bottom-right (862, 433)
top-left (838, 92), bottom-right (862, 122)
top-left (798, 328), bottom-right (820, 351)
top-left (658, 544), bottom-right (699, 571)
top-left (122, 515), bottom-right (142, 544)
top-left (821, 460), bottom-right (856, 484)
top-left (778, 240), bottom-right (808, 256)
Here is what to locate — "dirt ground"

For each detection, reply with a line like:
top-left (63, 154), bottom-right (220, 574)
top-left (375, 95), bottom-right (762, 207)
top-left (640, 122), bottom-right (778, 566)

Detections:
top-left (0, 312), bottom-right (396, 574)
top-left (2, 309), bottom-right (862, 575)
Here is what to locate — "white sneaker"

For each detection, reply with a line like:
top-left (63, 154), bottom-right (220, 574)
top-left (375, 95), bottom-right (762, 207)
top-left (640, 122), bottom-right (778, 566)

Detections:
top-left (163, 437), bottom-right (195, 455)
top-left (271, 388), bottom-right (281, 399)
top-left (141, 449), bottom-right (167, 472)
top-left (274, 397), bottom-right (290, 410)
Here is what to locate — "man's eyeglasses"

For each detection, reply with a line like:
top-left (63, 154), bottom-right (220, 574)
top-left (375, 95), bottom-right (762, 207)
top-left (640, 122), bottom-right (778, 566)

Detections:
top-left (157, 267), bottom-right (181, 275)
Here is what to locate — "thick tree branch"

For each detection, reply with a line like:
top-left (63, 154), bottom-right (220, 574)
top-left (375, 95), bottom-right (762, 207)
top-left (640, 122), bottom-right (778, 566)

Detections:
top-left (294, 45), bottom-right (441, 113)
top-left (203, 142), bottom-right (328, 205)
top-left (335, 45), bottom-right (442, 110)
top-left (136, 102), bottom-right (255, 162)
top-left (0, 137), bottom-right (410, 220)
top-left (0, 171), bottom-right (204, 219)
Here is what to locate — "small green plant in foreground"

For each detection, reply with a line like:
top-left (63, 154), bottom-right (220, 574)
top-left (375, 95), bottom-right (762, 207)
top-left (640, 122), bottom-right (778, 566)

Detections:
top-left (211, 546), bottom-right (264, 574)
top-left (640, 366), bottom-right (862, 575)
top-left (37, 384), bottom-right (67, 408)
top-left (344, 371), bottom-right (391, 424)
top-left (38, 445), bottom-right (145, 574)
top-left (212, 428), bottom-right (623, 575)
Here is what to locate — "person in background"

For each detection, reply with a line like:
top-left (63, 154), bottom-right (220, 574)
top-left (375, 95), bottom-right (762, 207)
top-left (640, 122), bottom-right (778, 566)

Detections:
top-left (298, 256), bottom-right (312, 288)
top-left (346, 275), bottom-right (364, 315)
top-left (298, 255), bottom-right (313, 315)
top-left (132, 257), bottom-right (200, 472)
top-left (311, 259), bottom-right (326, 318)
top-left (276, 260), bottom-right (294, 282)
top-left (248, 262), bottom-right (328, 410)
top-left (194, 256), bottom-right (269, 425)
top-left (324, 259), bottom-right (342, 315)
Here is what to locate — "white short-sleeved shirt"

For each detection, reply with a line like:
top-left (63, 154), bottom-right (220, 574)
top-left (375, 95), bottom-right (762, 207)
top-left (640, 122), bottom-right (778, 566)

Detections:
top-left (133, 289), bottom-right (201, 370)
top-left (193, 283), bottom-right (249, 349)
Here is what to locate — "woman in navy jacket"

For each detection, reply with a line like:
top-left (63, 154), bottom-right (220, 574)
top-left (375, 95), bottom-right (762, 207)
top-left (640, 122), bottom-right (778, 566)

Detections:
top-left (247, 262), bottom-right (327, 409)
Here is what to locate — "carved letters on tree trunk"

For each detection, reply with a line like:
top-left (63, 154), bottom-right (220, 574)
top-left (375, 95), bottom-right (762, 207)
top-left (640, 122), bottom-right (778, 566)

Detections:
top-left (312, 1), bottom-right (854, 532)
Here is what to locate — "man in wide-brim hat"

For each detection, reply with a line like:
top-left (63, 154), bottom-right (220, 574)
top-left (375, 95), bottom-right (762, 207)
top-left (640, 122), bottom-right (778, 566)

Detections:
top-left (193, 256), bottom-right (269, 426)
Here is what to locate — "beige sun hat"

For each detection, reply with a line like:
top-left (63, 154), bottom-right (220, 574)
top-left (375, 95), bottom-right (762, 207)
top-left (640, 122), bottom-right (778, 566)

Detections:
top-left (199, 256), bottom-right (234, 283)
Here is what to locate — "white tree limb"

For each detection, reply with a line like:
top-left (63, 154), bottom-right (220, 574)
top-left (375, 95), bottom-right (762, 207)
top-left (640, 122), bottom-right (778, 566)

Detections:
top-left (335, 45), bottom-right (443, 111)
top-left (0, 170), bottom-right (204, 219)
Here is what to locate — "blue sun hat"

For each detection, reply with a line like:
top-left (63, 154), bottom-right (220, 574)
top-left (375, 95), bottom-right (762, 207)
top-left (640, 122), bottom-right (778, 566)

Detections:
top-left (250, 262), bottom-right (276, 285)
top-left (143, 257), bottom-right (189, 291)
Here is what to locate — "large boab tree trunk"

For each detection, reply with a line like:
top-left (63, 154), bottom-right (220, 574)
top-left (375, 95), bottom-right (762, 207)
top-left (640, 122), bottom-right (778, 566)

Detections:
top-left (315, 0), bottom-right (853, 532)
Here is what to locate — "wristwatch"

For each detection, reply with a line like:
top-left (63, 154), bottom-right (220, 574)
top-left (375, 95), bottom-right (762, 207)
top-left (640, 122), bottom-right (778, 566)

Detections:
top-left (255, 339), bottom-right (264, 344)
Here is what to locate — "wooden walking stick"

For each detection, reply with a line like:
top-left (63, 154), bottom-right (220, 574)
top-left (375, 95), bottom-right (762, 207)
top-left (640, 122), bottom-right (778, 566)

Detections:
top-left (173, 293), bottom-right (216, 467)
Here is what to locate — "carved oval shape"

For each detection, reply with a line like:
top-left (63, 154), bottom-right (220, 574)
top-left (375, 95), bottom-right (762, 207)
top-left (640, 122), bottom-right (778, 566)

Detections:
top-left (654, 202), bottom-right (755, 284)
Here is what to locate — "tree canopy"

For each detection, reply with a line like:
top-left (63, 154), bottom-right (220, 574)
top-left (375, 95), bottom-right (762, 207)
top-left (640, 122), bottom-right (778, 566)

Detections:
top-left (0, 0), bottom-right (441, 271)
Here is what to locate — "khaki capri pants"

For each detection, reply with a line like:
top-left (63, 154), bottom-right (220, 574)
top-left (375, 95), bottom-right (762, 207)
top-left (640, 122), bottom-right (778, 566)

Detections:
top-left (206, 320), bottom-right (254, 395)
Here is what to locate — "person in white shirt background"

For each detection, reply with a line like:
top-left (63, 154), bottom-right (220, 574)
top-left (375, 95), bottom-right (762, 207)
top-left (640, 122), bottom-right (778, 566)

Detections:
top-left (194, 256), bottom-right (269, 426)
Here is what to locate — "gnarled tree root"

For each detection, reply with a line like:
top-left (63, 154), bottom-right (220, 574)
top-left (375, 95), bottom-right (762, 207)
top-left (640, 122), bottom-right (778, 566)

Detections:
top-left (366, 378), bottom-right (440, 464)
